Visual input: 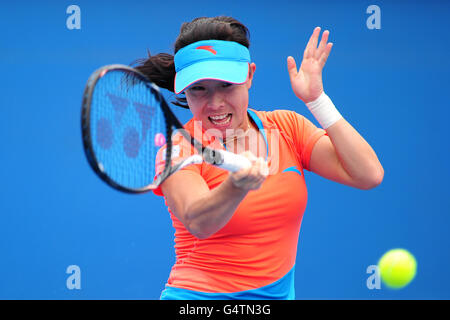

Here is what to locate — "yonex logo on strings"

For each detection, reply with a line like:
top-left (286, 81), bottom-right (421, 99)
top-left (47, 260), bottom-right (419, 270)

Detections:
top-left (96, 93), bottom-right (159, 159)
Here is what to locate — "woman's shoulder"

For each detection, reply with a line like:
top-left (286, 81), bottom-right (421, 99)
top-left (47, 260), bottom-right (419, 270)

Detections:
top-left (250, 108), bottom-right (307, 130)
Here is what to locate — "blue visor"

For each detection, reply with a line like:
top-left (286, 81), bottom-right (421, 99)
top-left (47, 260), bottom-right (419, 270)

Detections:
top-left (174, 40), bottom-right (251, 94)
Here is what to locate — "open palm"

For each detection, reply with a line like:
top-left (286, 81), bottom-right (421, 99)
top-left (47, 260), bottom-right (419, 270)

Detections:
top-left (287, 27), bottom-right (333, 103)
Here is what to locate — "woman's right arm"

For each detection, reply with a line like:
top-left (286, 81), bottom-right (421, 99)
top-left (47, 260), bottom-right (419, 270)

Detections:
top-left (160, 153), bottom-right (268, 239)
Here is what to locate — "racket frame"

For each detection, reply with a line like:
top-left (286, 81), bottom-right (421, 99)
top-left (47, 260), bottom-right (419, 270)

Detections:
top-left (81, 64), bottom-right (225, 193)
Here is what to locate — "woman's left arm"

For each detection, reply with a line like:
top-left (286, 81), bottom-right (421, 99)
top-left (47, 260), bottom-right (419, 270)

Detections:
top-left (309, 119), bottom-right (384, 189)
top-left (287, 27), bottom-right (384, 189)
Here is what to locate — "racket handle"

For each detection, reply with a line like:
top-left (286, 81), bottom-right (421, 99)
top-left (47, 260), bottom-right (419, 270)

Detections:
top-left (214, 149), bottom-right (252, 172)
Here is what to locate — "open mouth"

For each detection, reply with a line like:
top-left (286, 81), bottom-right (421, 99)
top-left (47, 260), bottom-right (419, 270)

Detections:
top-left (208, 113), bottom-right (232, 126)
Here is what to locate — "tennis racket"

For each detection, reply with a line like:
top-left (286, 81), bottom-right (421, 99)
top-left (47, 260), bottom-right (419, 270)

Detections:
top-left (81, 64), bottom-right (251, 193)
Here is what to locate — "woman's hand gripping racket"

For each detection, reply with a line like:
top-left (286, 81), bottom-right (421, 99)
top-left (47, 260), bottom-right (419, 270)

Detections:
top-left (81, 64), bottom-right (251, 193)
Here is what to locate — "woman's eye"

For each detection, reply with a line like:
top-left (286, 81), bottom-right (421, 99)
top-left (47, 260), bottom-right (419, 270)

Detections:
top-left (222, 83), bottom-right (233, 88)
top-left (190, 86), bottom-right (204, 91)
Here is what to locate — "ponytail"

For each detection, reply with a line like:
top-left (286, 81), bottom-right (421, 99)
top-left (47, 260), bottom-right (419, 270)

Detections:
top-left (133, 51), bottom-right (189, 108)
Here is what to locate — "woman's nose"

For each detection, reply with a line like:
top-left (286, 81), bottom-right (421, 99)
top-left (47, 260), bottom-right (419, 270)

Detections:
top-left (206, 90), bottom-right (225, 109)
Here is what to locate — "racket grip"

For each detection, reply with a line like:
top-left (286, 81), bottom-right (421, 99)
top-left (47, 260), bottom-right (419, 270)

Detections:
top-left (215, 150), bottom-right (252, 172)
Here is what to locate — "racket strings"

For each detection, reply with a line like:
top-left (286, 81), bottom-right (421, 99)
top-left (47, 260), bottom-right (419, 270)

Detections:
top-left (90, 70), bottom-right (166, 190)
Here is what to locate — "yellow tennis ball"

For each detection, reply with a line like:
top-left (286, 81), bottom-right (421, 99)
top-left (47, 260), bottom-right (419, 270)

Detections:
top-left (378, 249), bottom-right (417, 289)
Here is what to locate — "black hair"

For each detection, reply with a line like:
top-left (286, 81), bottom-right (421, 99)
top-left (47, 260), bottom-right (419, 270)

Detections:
top-left (133, 16), bottom-right (250, 108)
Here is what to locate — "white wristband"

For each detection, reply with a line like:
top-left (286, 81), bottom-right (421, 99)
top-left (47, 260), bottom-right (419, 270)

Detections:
top-left (305, 92), bottom-right (342, 129)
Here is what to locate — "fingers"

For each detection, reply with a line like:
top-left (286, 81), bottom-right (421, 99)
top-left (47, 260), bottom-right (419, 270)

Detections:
top-left (251, 157), bottom-right (269, 179)
top-left (319, 42), bottom-right (333, 66)
top-left (240, 151), bottom-right (258, 163)
top-left (287, 56), bottom-right (298, 82)
top-left (304, 27), bottom-right (332, 62)
top-left (229, 152), bottom-right (269, 191)
top-left (240, 153), bottom-right (268, 179)
top-left (304, 26), bottom-right (321, 59)
top-left (309, 27), bottom-right (321, 56)
top-left (247, 157), bottom-right (268, 190)
top-left (315, 30), bottom-right (329, 59)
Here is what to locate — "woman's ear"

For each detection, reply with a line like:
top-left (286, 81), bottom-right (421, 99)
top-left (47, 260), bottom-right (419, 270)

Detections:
top-left (246, 62), bottom-right (256, 89)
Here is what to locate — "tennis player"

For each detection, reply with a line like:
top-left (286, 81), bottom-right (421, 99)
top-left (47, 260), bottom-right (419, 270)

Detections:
top-left (136, 16), bottom-right (384, 300)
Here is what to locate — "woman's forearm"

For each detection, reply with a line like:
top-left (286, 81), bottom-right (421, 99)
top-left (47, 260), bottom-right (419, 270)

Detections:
top-left (184, 177), bottom-right (249, 239)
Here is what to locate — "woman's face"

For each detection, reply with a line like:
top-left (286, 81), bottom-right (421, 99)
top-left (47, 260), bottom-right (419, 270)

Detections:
top-left (185, 63), bottom-right (256, 138)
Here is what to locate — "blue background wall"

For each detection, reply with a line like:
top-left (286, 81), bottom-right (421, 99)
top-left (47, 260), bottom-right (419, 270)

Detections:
top-left (1, 0), bottom-right (449, 299)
